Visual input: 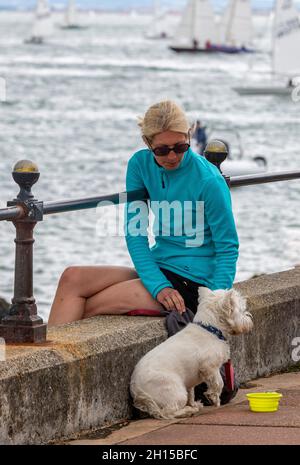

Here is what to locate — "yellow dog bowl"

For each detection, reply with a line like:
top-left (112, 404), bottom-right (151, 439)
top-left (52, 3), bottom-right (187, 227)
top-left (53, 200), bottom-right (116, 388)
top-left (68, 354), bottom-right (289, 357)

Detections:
top-left (246, 392), bottom-right (282, 412)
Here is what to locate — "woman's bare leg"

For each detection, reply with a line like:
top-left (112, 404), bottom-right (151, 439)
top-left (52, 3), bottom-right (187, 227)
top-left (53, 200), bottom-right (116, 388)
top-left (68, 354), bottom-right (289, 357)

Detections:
top-left (48, 265), bottom-right (138, 326)
top-left (83, 278), bottom-right (163, 319)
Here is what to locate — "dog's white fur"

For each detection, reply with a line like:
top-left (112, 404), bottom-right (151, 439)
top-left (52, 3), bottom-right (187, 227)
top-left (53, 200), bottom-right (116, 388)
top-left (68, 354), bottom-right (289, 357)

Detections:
top-left (130, 287), bottom-right (253, 419)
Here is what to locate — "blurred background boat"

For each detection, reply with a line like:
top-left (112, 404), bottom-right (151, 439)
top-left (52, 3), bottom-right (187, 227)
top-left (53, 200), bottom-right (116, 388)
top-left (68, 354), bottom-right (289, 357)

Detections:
top-left (169, 0), bottom-right (218, 52)
top-left (217, 0), bottom-right (254, 53)
top-left (192, 127), bottom-right (267, 176)
top-left (61, 0), bottom-right (86, 30)
top-left (145, 0), bottom-right (173, 39)
top-left (170, 0), bottom-right (254, 54)
top-left (25, 0), bottom-right (53, 45)
top-left (234, 0), bottom-right (300, 95)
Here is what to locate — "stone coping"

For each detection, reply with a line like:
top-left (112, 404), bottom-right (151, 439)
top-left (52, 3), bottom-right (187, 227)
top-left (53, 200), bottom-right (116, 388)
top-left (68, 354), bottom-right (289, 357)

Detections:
top-left (1, 267), bottom-right (300, 444)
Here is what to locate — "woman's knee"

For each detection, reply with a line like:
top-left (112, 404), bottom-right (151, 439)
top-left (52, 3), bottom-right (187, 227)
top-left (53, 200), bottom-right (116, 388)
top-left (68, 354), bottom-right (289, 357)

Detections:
top-left (58, 266), bottom-right (83, 289)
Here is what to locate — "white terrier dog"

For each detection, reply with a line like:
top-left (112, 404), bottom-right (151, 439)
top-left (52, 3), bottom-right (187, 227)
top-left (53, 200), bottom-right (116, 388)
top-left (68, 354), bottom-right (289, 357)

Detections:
top-left (130, 287), bottom-right (253, 419)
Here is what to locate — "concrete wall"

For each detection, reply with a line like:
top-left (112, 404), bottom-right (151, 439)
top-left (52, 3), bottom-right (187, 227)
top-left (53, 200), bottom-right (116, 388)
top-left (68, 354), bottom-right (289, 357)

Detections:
top-left (1, 268), bottom-right (300, 444)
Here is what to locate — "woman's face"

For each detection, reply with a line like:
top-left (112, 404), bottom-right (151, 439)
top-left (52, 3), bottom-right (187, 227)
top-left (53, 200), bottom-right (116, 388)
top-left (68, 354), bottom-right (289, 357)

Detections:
top-left (151, 131), bottom-right (188, 170)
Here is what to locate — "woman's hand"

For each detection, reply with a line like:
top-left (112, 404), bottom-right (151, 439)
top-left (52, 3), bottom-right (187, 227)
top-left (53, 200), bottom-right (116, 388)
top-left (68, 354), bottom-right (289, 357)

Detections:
top-left (157, 287), bottom-right (186, 314)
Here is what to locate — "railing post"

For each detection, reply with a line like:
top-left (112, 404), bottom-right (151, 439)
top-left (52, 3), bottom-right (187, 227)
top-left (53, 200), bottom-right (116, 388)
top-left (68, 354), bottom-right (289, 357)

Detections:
top-left (204, 139), bottom-right (231, 187)
top-left (0, 160), bottom-right (46, 343)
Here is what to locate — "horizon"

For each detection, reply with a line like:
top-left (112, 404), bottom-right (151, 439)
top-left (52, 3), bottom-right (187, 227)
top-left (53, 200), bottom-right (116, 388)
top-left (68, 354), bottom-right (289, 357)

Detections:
top-left (1, 1), bottom-right (299, 12)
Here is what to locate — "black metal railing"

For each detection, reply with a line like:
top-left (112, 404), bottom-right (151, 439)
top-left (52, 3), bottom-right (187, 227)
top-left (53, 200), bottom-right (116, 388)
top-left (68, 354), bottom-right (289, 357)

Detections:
top-left (1, 150), bottom-right (300, 343)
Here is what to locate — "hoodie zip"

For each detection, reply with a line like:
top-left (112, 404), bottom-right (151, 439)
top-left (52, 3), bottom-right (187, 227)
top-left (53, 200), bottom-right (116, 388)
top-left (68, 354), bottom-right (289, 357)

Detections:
top-left (161, 172), bottom-right (165, 189)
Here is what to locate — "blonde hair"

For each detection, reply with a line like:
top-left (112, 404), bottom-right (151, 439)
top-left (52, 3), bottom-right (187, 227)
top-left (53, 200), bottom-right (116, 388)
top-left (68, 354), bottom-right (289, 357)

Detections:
top-left (138, 100), bottom-right (190, 142)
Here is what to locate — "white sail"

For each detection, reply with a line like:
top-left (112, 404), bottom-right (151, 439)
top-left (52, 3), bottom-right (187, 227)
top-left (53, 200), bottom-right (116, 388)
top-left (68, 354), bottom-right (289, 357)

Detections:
top-left (171, 0), bottom-right (217, 48)
top-left (65, 0), bottom-right (78, 28)
top-left (219, 0), bottom-right (253, 47)
top-left (31, 0), bottom-right (53, 39)
top-left (273, 0), bottom-right (300, 76)
top-left (146, 0), bottom-right (170, 38)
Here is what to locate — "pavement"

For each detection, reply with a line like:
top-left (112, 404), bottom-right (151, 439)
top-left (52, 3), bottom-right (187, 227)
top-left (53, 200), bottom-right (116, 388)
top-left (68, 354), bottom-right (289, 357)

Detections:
top-left (67, 372), bottom-right (300, 445)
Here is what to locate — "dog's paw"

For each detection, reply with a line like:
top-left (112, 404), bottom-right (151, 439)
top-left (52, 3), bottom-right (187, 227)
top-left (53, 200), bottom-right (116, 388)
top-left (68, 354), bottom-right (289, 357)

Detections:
top-left (195, 400), bottom-right (204, 409)
top-left (189, 399), bottom-right (203, 409)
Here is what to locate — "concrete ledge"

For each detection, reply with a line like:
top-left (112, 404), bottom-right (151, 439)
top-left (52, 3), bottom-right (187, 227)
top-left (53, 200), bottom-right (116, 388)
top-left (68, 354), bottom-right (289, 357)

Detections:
top-left (1, 267), bottom-right (300, 444)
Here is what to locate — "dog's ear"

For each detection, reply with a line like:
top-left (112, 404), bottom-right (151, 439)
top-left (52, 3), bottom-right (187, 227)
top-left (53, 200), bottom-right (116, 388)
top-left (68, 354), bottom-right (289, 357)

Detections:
top-left (224, 289), bottom-right (253, 335)
top-left (198, 286), bottom-right (213, 302)
top-left (224, 289), bottom-right (246, 312)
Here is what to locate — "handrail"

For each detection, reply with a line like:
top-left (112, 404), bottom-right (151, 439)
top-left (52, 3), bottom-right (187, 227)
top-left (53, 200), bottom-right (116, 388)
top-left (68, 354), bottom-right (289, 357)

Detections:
top-left (0, 205), bottom-right (25, 221)
top-left (229, 170), bottom-right (300, 188)
top-left (2, 170), bottom-right (300, 222)
top-left (1, 154), bottom-right (300, 343)
top-left (42, 189), bottom-right (148, 216)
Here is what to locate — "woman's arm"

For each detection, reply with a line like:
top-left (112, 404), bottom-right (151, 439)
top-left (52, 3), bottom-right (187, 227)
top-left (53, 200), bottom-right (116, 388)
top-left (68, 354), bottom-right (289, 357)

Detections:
top-left (124, 156), bottom-right (173, 299)
top-left (202, 174), bottom-right (239, 290)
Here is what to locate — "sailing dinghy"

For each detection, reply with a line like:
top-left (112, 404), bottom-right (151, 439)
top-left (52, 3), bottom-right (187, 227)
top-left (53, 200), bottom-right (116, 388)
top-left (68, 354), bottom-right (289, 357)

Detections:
top-left (170, 0), bottom-right (254, 54)
top-left (234, 0), bottom-right (300, 95)
top-left (145, 1), bottom-right (172, 39)
top-left (25, 0), bottom-right (53, 44)
top-left (169, 0), bottom-right (218, 52)
top-left (62, 0), bottom-right (84, 30)
top-left (217, 0), bottom-right (254, 53)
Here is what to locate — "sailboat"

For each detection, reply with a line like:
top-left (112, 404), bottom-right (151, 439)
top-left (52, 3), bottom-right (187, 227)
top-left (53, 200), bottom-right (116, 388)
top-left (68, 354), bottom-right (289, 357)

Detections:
top-left (217, 0), bottom-right (254, 53)
top-left (169, 0), bottom-right (218, 53)
top-left (170, 0), bottom-right (253, 54)
top-left (145, 1), bottom-right (172, 39)
top-left (62, 0), bottom-right (83, 30)
top-left (234, 0), bottom-right (300, 95)
top-left (25, 0), bottom-right (53, 45)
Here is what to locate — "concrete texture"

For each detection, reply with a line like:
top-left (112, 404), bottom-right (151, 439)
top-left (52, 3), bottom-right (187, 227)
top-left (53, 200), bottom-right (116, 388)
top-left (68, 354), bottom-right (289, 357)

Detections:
top-left (1, 268), bottom-right (300, 444)
top-left (0, 316), bottom-right (167, 444)
top-left (231, 266), bottom-right (300, 381)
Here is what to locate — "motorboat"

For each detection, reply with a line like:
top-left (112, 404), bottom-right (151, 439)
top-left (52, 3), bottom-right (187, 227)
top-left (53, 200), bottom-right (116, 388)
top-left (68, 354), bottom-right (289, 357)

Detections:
top-left (192, 127), bottom-right (267, 177)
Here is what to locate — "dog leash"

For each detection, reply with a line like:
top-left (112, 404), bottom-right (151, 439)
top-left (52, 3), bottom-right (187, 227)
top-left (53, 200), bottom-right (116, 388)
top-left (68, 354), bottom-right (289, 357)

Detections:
top-left (193, 322), bottom-right (235, 392)
top-left (126, 309), bottom-right (162, 317)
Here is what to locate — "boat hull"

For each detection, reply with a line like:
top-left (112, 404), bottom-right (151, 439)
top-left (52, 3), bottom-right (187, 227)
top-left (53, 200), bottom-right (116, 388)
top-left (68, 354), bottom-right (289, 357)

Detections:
top-left (24, 37), bottom-right (44, 45)
top-left (234, 86), bottom-right (293, 96)
top-left (169, 45), bottom-right (254, 54)
top-left (169, 46), bottom-right (216, 53)
top-left (221, 159), bottom-right (267, 177)
top-left (61, 25), bottom-right (87, 30)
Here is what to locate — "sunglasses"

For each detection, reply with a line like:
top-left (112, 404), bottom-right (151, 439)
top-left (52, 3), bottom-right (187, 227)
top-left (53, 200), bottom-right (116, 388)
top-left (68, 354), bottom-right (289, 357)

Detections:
top-left (150, 142), bottom-right (190, 157)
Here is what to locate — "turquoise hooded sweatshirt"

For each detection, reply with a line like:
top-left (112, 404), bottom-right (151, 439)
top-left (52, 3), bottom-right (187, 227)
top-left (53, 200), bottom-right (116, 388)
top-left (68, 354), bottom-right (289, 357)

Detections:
top-left (124, 147), bottom-right (239, 299)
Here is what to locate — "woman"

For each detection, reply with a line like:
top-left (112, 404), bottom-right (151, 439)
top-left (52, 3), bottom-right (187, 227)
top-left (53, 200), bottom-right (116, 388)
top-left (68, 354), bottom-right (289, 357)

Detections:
top-left (48, 100), bottom-right (239, 326)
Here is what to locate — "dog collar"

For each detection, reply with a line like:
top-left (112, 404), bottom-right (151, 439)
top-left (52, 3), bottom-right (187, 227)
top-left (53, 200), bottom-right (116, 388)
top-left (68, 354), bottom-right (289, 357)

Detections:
top-left (193, 322), bottom-right (227, 341)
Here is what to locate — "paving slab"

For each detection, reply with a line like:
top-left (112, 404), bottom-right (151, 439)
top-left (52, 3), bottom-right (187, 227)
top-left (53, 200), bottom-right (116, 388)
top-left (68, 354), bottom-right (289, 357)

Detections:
top-left (180, 403), bottom-right (300, 428)
top-left (119, 425), bottom-right (300, 445)
top-left (69, 419), bottom-right (177, 446)
top-left (67, 372), bottom-right (300, 446)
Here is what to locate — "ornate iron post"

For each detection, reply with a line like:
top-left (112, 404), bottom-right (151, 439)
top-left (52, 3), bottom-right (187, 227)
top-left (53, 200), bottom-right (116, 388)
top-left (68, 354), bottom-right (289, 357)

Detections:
top-left (0, 160), bottom-right (46, 343)
top-left (203, 140), bottom-right (230, 187)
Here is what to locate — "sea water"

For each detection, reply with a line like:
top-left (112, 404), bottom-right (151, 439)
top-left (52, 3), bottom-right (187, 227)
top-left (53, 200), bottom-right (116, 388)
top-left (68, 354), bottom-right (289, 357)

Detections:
top-left (0, 11), bottom-right (299, 320)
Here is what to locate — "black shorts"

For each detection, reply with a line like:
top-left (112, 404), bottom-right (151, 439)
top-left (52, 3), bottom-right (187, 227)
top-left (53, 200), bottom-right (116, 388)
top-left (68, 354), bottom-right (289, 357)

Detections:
top-left (160, 268), bottom-right (203, 314)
